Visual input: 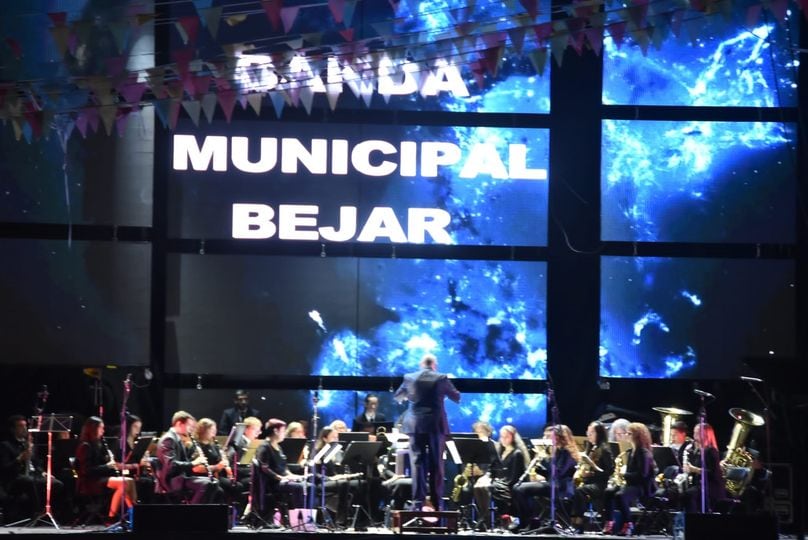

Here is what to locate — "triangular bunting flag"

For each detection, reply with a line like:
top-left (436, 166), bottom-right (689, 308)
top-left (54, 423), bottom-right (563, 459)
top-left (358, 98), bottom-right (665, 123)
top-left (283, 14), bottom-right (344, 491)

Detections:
top-left (99, 105), bottom-right (117, 135)
top-left (49, 26), bottom-right (70, 58)
top-left (217, 88), bottom-right (238, 122)
top-left (746, 4), bottom-right (762, 27)
top-left (182, 100), bottom-right (202, 126)
top-left (519, 0), bottom-right (539, 18)
top-left (584, 27), bottom-right (604, 55)
top-left (200, 6), bottom-right (223, 38)
top-left (115, 108), bottom-right (132, 137)
top-left (344, 0), bottom-right (358, 26)
top-left (280, 6), bottom-right (300, 33)
top-left (201, 93), bottom-right (218, 123)
top-left (528, 48), bottom-right (549, 76)
top-left (247, 93), bottom-right (263, 116)
top-left (269, 90), bottom-right (286, 117)
top-left (76, 111), bottom-right (89, 138)
top-left (262, 0), bottom-right (283, 31)
top-left (608, 21), bottom-right (626, 47)
top-left (226, 14), bottom-right (247, 26)
top-left (507, 26), bottom-right (528, 54)
top-left (329, 0), bottom-right (346, 23)
top-left (339, 28), bottom-right (355, 41)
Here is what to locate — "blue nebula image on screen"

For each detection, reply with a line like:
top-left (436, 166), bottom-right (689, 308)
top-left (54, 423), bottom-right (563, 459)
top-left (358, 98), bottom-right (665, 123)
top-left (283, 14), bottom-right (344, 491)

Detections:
top-left (315, 390), bottom-right (547, 437)
top-left (600, 257), bottom-right (795, 379)
top-left (603, 16), bottom-right (799, 107)
top-left (601, 120), bottom-right (795, 243)
top-left (309, 259), bottom-right (547, 380)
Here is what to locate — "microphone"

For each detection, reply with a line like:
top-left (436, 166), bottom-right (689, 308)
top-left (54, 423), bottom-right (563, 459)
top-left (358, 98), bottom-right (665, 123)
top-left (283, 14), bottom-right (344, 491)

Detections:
top-left (740, 376), bottom-right (763, 383)
top-left (693, 389), bottom-right (715, 400)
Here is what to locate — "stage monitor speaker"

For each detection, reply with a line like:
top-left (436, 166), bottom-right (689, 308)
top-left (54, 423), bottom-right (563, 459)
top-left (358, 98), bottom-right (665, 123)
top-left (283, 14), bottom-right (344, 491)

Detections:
top-left (683, 513), bottom-right (777, 540)
top-left (133, 504), bottom-right (230, 533)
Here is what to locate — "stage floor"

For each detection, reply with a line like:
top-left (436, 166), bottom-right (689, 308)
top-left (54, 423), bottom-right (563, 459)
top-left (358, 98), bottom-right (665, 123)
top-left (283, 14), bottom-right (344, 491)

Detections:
top-left (0, 524), bottom-right (803, 539)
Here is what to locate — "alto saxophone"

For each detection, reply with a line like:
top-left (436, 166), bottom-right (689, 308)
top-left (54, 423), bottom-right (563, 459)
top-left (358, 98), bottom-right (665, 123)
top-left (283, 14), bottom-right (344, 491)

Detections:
top-left (607, 450), bottom-right (627, 489)
top-left (451, 463), bottom-right (473, 503)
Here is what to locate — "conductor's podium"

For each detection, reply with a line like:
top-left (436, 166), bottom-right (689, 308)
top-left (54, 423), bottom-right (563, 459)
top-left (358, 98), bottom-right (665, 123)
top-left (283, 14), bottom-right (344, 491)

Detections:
top-left (391, 510), bottom-right (460, 534)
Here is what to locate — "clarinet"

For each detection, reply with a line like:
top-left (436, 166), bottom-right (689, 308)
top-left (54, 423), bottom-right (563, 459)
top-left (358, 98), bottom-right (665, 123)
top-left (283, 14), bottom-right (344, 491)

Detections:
top-left (100, 437), bottom-right (120, 475)
top-left (191, 437), bottom-right (215, 483)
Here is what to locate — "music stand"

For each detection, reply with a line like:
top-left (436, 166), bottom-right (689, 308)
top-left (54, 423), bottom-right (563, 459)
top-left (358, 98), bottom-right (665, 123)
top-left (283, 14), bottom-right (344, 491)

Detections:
top-left (125, 436), bottom-right (154, 465)
top-left (452, 438), bottom-right (492, 529)
top-left (652, 446), bottom-right (678, 472)
top-left (16, 414), bottom-right (73, 528)
top-left (280, 438), bottom-right (307, 465)
top-left (338, 431), bottom-right (370, 443)
top-left (312, 442), bottom-right (342, 530)
top-left (341, 441), bottom-right (383, 530)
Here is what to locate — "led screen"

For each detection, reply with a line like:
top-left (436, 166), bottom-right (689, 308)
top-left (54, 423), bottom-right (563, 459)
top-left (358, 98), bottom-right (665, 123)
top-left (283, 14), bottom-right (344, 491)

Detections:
top-left (600, 256), bottom-right (795, 379)
top-left (166, 255), bottom-right (547, 380)
top-left (165, 388), bottom-right (547, 438)
top-left (0, 239), bottom-right (151, 366)
top-left (603, 16), bottom-right (799, 106)
top-left (169, 120), bottom-right (549, 246)
top-left (601, 120), bottom-right (796, 243)
top-left (170, 1), bottom-right (551, 114)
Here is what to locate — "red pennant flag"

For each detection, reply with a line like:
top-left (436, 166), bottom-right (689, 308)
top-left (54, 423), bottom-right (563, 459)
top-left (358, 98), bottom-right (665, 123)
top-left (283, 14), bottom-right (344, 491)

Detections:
top-left (172, 48), bottom-right (195, 79)
top-left (533, 22), bottom-right (553, 45)
top-left (608, 21), bottom-right (626, 47)
top-left (217, 88), bottom-right (238, 122)
top-left (329, 0), bottom-right (346, 23)
top-left (84, 106), bottom-right (100, 133)
top-left (519, 0), bottom-right (538, 19)
top-left (193, 75), bottom-right (211, 98)
top-left (482, 46), bottom-right (504, 75)
top-left (280, 6), bottom-right (299, 33)
top-left (469, 60), bottom-right (486, 89)
top-left (76, 111), bottom-right (89, 138)
top-left (584, 27), bottom-right (604, 56)
top-left (573, 0), bottom-right (594, 19)
top-left (178, 15), bottom-right (200, 44)
top-left (481, 31), bottom-right (506, 49)
top-left (117, 79), bottom-right (147, 104)
top-left (262, 0), bottom-right (283, 31)
top-left (339, 28), bottom-right (355, 41)
top-left (567, 18), bottom-right (587, 55)
top-left (768, 0), bottom-right (788, 23)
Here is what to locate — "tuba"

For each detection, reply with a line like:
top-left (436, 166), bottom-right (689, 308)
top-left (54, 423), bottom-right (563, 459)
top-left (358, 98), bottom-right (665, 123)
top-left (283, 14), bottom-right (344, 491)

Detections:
top-left (652, 406), bottom-right (692, 446)
top-left (723, 408), bottom-right (765, 497)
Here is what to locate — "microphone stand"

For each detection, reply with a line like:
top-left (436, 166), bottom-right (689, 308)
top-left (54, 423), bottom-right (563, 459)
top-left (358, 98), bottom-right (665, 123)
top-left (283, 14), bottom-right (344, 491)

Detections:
top-left (697, 392), bottom-right (708, 514)
top-left (306, 386), bottom-right (321, 528)
top-left (744, 379), bottom-right (774, 513)
top-left (533, 375), bottom-right (566, 535)
top-left (106, 374), bottom-right (132, 532)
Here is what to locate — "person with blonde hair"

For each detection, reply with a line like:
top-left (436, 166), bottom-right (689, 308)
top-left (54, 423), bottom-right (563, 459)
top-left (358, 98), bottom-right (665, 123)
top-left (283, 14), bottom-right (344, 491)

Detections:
top-left (602, 422), bottom-right (656, 535)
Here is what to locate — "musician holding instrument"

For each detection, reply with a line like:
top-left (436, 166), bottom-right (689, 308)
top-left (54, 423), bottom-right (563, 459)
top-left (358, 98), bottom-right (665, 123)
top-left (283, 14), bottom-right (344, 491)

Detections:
top-left (602, 422), bottom-right (656, 536)
top-left (682, 423), bottom-right (724, 513)
top-left (0, 415), bottom-right (65, 522)
top-left (511, 425), bottom-right (577, 532)
top-left (571, 421), bottom-right (614, 531)
top-left (75, 416), bottom-right (137, 523)
top-left (489, 425), bottom-right (528, 527)
top-left (255, 418), bottom-right (306, 510)
top-left (466, 421), bottom-right (501, 516)
top-left (313, 426), bottom-right (363, 526)
top-left (156, 411), bottom-right (221, 504)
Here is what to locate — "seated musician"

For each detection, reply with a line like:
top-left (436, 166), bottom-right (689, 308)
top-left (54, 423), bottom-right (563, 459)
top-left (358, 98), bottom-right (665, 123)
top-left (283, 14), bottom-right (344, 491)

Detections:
top-left (654, 420), bottom-right (692, 508)
top-left (75, 416), bottom-right (136, 523)
top-left (285, 422), bottom-right (309, 474)
top-left (156, 411), bottom-right (220, 503)
top-left (313, 426), bottom-right (362, 526)
top-left (352, 394), bottom-right (387, 433)
top-left (487, 425), bottom-right (528, 526)
top-left (0, 415), bottom-right (65, 522)
top-left (378, 438), bottom-right (411, 510)
top-left (512, 425), bottom-right (578, 532)
top-left (467, 421), bottom-right (501, 520)
top-left (255, 418), bottom-right (306, 513)
top-left (571, 421), bottom-right (614, 531)
top-left (194, 418), bottom-right (241, 503)
top-left (226, 416), bottom-right (262, 480)
top-left (122, 414), bottom-right (154, 504)
top-left (682, 423), bottom-right (724, 513)
top-left (602, 422), bottom-right (656, 536)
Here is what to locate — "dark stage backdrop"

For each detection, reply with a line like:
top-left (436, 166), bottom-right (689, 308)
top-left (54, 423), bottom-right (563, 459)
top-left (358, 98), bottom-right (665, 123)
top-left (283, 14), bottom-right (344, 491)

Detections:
top-left (0, 239), bottom-right (151, 367)
top-left (165, 254), bottom-right (547, 380)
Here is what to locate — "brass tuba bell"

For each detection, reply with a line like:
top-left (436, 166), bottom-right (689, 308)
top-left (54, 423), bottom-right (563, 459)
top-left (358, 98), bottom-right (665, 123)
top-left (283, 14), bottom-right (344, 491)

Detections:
top-left (652, 406), bottom-right (693, 446)
top-left (724, 408), bottom-right (765, 497)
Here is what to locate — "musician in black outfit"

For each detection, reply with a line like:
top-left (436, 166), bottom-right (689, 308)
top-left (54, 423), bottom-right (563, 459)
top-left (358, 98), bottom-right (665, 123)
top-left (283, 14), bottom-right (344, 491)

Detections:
top-left (0, 415), bottom-right (64, 523)
top-left (219, 390), bottom-right (261, 436)
top-left (351, 394), bottom-right (387, 433)
top-left (602, 422), bottom-right (657, 536)
top-left (571, 421), bottom-right (614, 531)
top-left (682, 423), bottom-right (724, 513)
top-left (156, 411), bottom-right (221, 504)
top-left (75, 416), bottom-right (137, 522)
top-left (194, 418), bottom-right (243, 505)
top-left (255, 418), bottom-right (306, 513)
top-left (512, 425), bottom-right (577, 531)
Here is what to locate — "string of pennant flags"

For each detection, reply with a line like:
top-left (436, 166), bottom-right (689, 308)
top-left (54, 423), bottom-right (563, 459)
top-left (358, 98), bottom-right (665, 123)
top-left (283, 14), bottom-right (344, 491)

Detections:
top-left (0, 0), bottom-right (802, 142)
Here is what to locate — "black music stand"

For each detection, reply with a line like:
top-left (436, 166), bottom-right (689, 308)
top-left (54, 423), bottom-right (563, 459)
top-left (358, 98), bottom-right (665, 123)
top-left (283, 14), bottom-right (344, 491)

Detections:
top-left (125, 436), bottom-right (154, 465)
top-left (652, 446), bottom-right (678, 472)
top-left (312, 442), bottom-right (342, 530)
top-left (338, 431), bottom-right (370, 443)
top-left (341, 441), bottom-right (383, 531)
top-left (15, 414), bottom-right (73, 529)
top-left (279, 438), bottom-right (307, 465)
top-left (452, 438), bottom-right (493, 529)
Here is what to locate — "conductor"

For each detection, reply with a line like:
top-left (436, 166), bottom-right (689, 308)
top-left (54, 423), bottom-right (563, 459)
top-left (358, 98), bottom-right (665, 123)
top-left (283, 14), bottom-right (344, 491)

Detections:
top-left (394, 354), bottom-right (460, 511)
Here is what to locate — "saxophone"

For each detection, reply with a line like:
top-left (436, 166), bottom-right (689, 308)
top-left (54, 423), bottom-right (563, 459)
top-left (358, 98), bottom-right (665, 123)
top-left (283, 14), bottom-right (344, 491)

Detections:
top-left (451, 463), bottom-right (473, 503)
top-left (607, 450), bottom-right (627, 489)
top-left (673, 443), bottom-right (692, 494)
